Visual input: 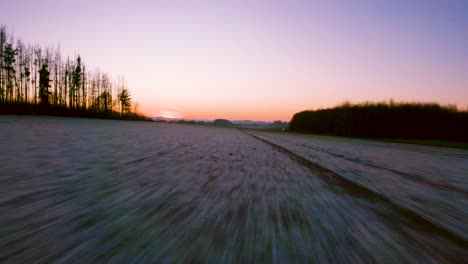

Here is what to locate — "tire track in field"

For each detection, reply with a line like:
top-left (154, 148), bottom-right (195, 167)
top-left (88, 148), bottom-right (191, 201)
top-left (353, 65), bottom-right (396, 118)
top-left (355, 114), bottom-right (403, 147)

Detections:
top-left (318, 147), bottom-right (468, 197)
top-left (241, 129), bottom-right (468, 250)
top-left (262, 135), bottom-right (467, 197)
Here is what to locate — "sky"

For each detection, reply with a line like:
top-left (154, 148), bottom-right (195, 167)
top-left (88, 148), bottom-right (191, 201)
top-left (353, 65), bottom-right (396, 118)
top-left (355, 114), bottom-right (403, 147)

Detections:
top-left (2, 0), bottom-right (467, 121)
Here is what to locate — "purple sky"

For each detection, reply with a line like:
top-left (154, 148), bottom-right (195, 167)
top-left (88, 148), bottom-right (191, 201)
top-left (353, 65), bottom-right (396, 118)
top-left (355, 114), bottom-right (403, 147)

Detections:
top-left (2, 0), bottom-right (467, 120)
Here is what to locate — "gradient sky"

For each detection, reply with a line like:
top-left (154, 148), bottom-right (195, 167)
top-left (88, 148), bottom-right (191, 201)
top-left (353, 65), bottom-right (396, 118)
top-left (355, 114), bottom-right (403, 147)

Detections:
top-left (2, 0), bottom-right (467, 121)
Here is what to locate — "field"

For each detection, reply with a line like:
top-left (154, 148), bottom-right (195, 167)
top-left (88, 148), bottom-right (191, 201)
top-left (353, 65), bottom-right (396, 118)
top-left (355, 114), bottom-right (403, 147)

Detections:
top-left (1, 116), bottom-right (467, 262)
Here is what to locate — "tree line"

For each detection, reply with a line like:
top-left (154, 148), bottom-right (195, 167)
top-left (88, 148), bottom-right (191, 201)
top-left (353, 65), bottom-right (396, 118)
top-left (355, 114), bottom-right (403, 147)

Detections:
top-left (0, 25), bottom-right (148, 120)
top-left (289, 101), bottom-right (468, 142)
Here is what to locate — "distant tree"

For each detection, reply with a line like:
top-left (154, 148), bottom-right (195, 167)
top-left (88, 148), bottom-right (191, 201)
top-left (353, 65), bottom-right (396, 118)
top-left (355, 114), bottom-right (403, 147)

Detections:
top-left (212, 119), bottom-right (234, 127)
top-left (0, 26), bottom-right (147, 121)
top-left (16, 39), bottom-right (24, 103)
top-left (38, 64), bottom-right (51, 105)
top-left (94, 90), bottom-right (112, 111)
top-left (118, 88), bottom-right (131, 114)
top-left (52, 48), bottom-right (60, 105)
top-left (33, 47), bottom-right (42, 105)
top-left (81, 64), bottom-right (86, 109)
top-left (71, 56), bottom-right (82, 108)
top-left (24, 63), bottom-right (30, 103)
top-left (272, 120), bottom-right (283, 126)
top-left (3, 43), bottom-right (17, 103)
top-left (0, 26), bottom-right (6, 103)
top-left (64, 58), bottom-right (70, 107)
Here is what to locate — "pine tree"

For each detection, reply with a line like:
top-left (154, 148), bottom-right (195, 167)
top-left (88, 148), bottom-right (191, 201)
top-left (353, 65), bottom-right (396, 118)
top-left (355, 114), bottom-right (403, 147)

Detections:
top-left (3, 43), bottom-right (17, 103)
top-left (38, 64), bottom-right (51, 105)
top-left (118, 88), bottom-right (131, 115)
top-left (72, 56), bottom-right (81, 108)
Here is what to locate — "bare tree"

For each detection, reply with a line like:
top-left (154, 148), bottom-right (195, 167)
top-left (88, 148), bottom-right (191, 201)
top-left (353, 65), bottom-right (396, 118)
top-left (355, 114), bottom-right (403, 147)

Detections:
top-left (0, 26), bottom-right (143, 119)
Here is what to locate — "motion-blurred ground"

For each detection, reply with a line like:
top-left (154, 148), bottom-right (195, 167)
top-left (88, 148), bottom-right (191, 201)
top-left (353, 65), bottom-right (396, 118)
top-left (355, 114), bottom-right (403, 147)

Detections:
top-left (1, 116), bottom-right (467, 263)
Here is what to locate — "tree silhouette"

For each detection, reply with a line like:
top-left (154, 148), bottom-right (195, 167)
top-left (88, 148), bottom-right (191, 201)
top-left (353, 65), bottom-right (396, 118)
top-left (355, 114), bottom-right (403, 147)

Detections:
top-left (24, 64), bottom-right (30, 103)
top-left (0, 26), bottom-right (6, 103)
top-left (118, 88), bottom-right (131, 115)
top-left (93, 90), bottom-right (113, 111)
top-left (70, 56), bottom-right (81, 109)
top-left (0, 25), bottom-right (147, 121)
top-left (38, 64), bottom-right (51, 105)
top-left (3, 43), bottom-right (17, 103)
top-left (289, 101), bottom-right (468, 142)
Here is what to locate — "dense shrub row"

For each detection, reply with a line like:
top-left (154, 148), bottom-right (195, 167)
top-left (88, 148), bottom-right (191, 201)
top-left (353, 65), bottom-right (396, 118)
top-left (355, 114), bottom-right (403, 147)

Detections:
top-left (289, 102), bottom-right (468, 142)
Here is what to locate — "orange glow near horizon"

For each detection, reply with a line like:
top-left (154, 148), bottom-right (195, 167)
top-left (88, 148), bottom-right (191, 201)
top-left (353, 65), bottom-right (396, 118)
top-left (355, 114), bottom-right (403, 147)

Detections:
top-left (143, 104), bottom-right (298, 121)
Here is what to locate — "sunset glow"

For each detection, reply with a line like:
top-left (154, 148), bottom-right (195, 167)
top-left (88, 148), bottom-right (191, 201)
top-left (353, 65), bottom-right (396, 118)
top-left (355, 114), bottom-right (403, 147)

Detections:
top-left (2, 0), bottom-right (467, 121)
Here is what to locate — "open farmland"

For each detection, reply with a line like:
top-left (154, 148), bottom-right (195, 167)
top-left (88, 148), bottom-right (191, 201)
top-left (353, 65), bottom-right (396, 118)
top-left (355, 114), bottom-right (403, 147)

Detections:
top-left (1, 116), bottom-right (467, 262)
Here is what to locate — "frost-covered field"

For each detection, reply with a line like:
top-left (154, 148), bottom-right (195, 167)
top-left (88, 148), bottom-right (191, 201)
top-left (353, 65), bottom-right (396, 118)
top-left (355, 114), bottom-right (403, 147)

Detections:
top-left (1, 116), bottom-right (467, 263)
